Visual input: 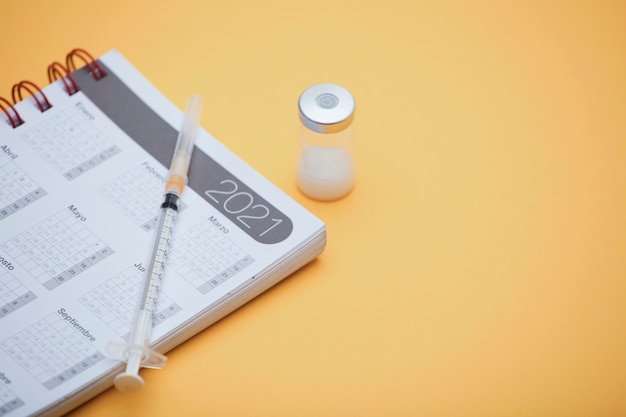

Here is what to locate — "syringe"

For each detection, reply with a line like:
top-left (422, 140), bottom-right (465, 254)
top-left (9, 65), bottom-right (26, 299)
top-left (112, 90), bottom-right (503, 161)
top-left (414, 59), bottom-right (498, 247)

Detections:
top-left (107, 95), bottom-right (203, 393)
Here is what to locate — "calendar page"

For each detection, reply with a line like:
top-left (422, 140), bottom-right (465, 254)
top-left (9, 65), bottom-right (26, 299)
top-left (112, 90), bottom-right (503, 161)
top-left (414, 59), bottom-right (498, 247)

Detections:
top-left (0, 151), bottom-right (46, 220)
top-left (0, 49), bottom-right (325, 417)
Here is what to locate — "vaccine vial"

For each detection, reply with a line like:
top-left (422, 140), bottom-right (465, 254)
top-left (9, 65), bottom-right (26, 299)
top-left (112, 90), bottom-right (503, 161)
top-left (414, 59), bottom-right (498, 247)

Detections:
top-left (297, 83), bottom-right (356, 201)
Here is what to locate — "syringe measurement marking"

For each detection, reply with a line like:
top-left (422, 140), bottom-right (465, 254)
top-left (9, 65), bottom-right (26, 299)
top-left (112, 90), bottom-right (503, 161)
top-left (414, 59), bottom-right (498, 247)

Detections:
top-left (141, 207), bottom-right (176, 312)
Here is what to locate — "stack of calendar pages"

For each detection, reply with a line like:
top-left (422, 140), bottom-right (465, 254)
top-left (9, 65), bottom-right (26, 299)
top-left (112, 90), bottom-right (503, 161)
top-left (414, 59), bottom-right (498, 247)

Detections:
top-left (0, 49), bottom-right (326, 417)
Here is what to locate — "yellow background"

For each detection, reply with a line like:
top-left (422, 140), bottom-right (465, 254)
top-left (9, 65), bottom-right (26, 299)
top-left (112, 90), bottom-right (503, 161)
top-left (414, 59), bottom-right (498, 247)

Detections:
top-left (1, 1), bottom-right (625, 416)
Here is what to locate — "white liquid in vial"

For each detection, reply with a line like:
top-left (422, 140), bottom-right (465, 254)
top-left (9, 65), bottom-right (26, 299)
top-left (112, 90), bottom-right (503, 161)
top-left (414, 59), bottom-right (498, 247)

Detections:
top-left (297, 146), bottom-right (354, 201)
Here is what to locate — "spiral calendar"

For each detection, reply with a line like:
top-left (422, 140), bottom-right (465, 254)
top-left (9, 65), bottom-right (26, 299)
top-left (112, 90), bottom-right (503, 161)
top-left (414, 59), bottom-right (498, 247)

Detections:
top-left (0, 49), bottom-right (325, 417)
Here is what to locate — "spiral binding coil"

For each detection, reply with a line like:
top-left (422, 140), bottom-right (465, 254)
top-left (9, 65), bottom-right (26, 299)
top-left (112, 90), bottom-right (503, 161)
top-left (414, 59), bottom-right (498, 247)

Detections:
top-left (66, 48), bottom-right (106, 81)
top-left (47, 62), bottom-right (79, 96)
top-left (12, 81), bottom-right (53, 113)
top-left (0, 97), bottom-right (24, 128)
top-left (0, 48), bottom-right (104, 129)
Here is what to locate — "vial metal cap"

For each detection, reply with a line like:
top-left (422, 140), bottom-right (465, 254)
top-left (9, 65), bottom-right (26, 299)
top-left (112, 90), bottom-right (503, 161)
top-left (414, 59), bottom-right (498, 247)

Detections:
top-left (298, 83), bottom-right (355, 134)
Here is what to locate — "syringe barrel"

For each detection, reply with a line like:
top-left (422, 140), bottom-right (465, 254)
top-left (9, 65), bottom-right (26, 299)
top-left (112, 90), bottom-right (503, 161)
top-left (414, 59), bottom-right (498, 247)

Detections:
top-left (136, 197), bottom-right (177, 315)
top-left (129, 309), bottom-right (153, 347)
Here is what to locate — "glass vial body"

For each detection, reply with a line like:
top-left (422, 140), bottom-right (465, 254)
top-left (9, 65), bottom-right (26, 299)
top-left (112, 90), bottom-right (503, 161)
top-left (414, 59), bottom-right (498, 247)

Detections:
top-left (296, 83), bottom-right (355, 201)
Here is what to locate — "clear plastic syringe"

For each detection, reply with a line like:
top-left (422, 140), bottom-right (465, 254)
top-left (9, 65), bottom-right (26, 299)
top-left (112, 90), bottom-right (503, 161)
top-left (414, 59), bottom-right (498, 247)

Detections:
top-left (107, 95), bottom-right (203, 393)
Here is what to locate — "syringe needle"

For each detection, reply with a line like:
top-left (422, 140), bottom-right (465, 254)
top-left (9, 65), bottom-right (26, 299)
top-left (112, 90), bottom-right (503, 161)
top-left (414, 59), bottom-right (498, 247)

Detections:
top-left (165, 94), bottom-right (202, 197)
top-left (107, 95), bottom-right (203, 393)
